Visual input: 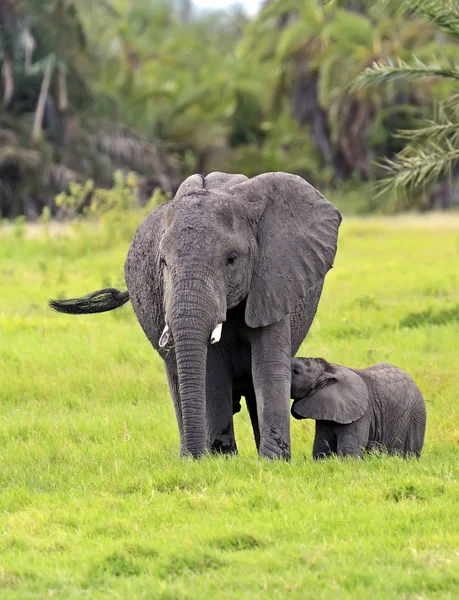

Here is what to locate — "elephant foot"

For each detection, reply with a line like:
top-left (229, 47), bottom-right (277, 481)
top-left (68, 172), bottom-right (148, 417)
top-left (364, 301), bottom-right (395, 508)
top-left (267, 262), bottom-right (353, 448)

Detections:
top-left (258, 426), bottom-right (291, 460)
top-left (210, 440), bottom-right (238, 455)
top-left (209, 425), bottom-right (238, 455)
top-left (259, 439), bottom-right (291, 461)
top-left (313, 452), bottom-right (333, 460)
top-left (337, 449), bottom-right (363, 459)
top-left (259, 446), bottom-right (291, 460)
top-left (179, 446), bottom-right (210, 459)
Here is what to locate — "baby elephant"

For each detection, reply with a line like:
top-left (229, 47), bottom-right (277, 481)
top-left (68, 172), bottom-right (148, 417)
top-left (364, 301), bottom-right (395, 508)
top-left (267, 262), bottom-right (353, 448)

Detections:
top-left (290, 358), bottom-right (426, 459)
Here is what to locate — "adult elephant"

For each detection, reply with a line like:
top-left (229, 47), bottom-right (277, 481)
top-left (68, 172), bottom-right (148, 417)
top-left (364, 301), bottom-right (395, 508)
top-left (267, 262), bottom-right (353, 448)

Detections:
top-left (50, 172), bottom-right (341, 459)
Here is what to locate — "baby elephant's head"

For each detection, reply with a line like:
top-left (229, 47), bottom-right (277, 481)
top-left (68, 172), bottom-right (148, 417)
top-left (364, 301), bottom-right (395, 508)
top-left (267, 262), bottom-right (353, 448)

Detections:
top-left (291, 357), bottom-right (330, 399)
top-left (290, 357), bottom-right (369, 424)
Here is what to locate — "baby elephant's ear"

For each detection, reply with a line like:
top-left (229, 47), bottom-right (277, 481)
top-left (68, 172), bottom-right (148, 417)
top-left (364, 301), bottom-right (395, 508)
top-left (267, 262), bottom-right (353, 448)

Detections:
top-left (291, 366), bottom-right (368, 424)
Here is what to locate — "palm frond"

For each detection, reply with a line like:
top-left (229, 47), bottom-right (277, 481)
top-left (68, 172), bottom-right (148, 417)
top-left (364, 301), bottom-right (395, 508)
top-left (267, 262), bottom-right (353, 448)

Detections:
top-left (49, 163), bottom-right (84, 191)
top-left (79, 121), bottom-right (173, 192)
top-left (406, 0), bottom-right (459, 41)
top-left (0, 144), bottom-right (41, 171)
top-left (374, 140), bottom-right (459, 195)
top-left (354, 57), bottom-right (459, 90)
top-left (393, 101), bottom-right (459, 144)
top-left (442, 92), bottom-right (459, 111)
top-left (396, 121), bottom-right (459, 144)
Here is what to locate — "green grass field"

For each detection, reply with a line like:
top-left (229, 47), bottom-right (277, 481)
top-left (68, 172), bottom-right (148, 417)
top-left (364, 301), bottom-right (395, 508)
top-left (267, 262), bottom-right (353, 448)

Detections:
top-left (1, 214), bottom-right (458, 599)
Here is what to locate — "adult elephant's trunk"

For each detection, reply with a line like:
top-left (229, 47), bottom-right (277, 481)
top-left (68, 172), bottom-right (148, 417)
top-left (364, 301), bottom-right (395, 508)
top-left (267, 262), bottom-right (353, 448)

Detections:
top-left (174, 328), bottom-right (208, 457)
top-left (168, 269), bottom-right (225, 458)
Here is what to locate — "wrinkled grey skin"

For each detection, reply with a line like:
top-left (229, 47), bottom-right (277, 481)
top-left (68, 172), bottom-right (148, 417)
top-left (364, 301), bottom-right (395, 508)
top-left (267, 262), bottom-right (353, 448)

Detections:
top-left (51, 172), bottom-right (341, 460)
top-left (126, 173), bottom-right (341, 459)
top-left (291, 358), bottom-right (426, 459)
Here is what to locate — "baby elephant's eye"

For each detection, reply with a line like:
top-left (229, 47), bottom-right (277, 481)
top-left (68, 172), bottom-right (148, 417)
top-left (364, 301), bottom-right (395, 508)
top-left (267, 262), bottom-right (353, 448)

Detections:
top-left (293, 368), bottom-right (300, 376)
top-left (227, 252), bottom-right (238, 266)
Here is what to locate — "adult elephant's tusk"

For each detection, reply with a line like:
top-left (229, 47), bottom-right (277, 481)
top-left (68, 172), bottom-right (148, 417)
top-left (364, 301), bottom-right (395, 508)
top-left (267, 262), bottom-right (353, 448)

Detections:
top-left (210, 323), bottom-right (222, 344)
top-left (159, 324), bottom-right (170, 348)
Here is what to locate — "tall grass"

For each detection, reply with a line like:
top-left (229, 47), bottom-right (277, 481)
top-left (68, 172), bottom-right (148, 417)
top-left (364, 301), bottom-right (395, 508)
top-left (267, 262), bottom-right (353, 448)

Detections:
top-left (0, 213), bottom-right (458, 598)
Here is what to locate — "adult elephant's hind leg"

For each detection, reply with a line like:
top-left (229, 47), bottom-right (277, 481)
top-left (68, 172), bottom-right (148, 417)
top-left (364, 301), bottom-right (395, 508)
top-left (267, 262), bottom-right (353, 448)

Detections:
top-left (403, 409), bottom-right (426, 458)
top-left (251, 317), bottom-right (291, 460)
top-left (206, 345), bottom-right (237, 454)
top-left (244, 390), bottom-right (260, 451)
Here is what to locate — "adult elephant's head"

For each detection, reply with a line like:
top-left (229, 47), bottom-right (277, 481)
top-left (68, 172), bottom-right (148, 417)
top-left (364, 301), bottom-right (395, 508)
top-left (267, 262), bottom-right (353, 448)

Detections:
top-left (131, 172), bottom-right (341, 457)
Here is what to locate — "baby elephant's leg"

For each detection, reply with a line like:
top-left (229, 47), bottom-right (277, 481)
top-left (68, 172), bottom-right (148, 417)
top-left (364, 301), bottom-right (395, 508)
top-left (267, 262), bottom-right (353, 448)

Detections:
top-left (312, 422), bottom-right (336, 460)
top-left (403, 409), bottom-right (426, 458)
top-left (336, 419), bottom-right (369, 458)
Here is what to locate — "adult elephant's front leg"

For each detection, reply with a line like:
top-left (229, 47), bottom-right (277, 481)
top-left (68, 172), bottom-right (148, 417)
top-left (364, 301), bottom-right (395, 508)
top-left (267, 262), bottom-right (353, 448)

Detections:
top-left (251, 317), bottom-right (292, 459)
top-left (206, 345), bottom-right (237, 454)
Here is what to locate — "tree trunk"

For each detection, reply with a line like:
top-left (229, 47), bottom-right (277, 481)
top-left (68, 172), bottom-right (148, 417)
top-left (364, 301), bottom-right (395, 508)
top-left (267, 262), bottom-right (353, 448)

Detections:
top-left (291, 58), bottom-right (350, 179)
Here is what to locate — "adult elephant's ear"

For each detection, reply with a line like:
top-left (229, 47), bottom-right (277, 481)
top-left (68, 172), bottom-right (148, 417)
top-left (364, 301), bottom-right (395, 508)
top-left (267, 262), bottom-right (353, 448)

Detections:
top-left (230, 172), bottom-right (342, 328)
top-left (291, 366), bottom-right (368, 424)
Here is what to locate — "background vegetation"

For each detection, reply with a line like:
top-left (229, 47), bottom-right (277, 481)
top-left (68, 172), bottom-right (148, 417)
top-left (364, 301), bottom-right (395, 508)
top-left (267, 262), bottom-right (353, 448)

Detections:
top-left (2, 0), bottom-right (459, 218)
top-left (1, 214), bottom-right (458, 598)
top-left (1, 4), bottom-right (459, 596)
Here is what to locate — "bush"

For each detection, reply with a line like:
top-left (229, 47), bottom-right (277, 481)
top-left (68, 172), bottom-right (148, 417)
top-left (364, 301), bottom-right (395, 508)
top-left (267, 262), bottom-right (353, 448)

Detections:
top-left (54, 171), bottom-right (169, 247)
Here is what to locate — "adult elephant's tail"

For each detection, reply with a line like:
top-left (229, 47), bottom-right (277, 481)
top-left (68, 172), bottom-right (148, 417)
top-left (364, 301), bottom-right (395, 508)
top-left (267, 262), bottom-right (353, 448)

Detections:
top-left (49, 288), bottom-right (130, 315)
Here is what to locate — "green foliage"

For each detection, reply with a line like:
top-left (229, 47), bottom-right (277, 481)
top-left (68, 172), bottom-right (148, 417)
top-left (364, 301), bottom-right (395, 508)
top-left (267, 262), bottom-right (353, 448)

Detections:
top-left (375, 141), bottom-right (459, 197)
top-left (239, 0), bottom-right (450, 186)
top-left (355, 0), bottom-right (459, 197)
top-left (400, 305), bottom-right (459, 329)
top-left (81, 0), bottom-right (257, 150)
top-left (222, 114), bottom-right (324, 181)
top-left (3, 0), bottom-right (459, 216)
top-left (0, 0), bottom-right (174, 219)
top-left (0, 213), bottom-right (458, 596)
top-left (356, 58), bottom-right (459, 87)
top-left (409, 0), bottom-right (459, 38)
top-left (12, 214), bottom-right (26, 238)
top-left (55, 171), bottom-right (169, 246)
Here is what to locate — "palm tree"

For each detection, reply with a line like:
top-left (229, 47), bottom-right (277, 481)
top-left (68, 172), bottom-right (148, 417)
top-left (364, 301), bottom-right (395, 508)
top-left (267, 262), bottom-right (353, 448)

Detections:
top-left (82, 0), bottom-right (258, 175)
top-left (243, 0), bottom-right (450, 184)
top-left (354, 0), bottom-right (459, 201)
top-left (0, 0), bottom-right (174, 218)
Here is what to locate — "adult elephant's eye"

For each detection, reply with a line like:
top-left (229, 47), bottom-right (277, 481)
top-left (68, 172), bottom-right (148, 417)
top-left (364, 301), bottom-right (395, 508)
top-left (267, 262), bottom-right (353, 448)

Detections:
top-left (160, 256), bottom-right (167, 268)
top-left (227, 252), bottom-right (238, 266)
